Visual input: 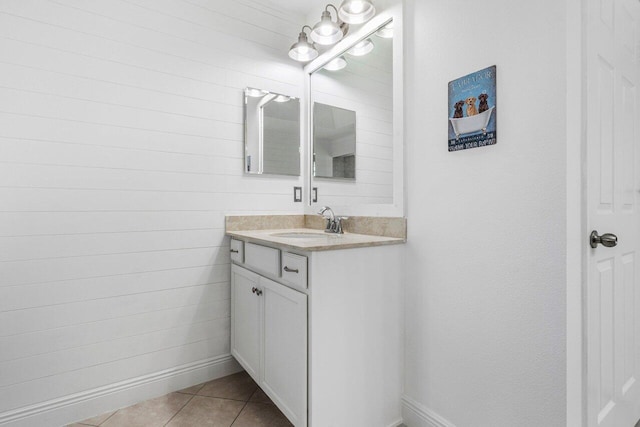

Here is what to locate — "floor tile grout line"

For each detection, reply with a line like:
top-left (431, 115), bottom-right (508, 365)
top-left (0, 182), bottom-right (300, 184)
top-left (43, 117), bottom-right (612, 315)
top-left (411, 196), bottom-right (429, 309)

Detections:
top-left (162, 393), bottom-right (196, 427)
top-left (247, 387), bottom-right (259, 403)
top-left (81, 374), bottom-right (264, 427)
top-left (192, 393), bottom-right (256, 403)
top-left (229, 400), bottom-right (250, 427)
top-left (192, 382), bottom-right (206, 394)
top-left (95, 409), bottom-right (117, 426)
top-left (174, 382), bottom-right (205, 396)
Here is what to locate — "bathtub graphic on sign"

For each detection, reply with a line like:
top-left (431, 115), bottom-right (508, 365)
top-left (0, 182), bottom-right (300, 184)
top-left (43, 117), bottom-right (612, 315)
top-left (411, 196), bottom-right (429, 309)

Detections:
top-left (450, 107), bottom-right (495, 137)
top-left (448, 65), bottom-right (497, 152)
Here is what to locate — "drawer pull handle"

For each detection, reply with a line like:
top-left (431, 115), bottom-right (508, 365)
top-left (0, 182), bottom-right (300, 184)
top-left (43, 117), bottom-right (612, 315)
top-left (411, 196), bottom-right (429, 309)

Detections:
top-left (230, 249), bottom-right (239, 253)
top-left (284, 266), bottom-right (299, 274)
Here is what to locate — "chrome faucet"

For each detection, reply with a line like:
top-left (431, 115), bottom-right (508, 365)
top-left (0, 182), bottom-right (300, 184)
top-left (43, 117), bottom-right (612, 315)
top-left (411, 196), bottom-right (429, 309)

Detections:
top-left (317, 206), bottom-right (348, 234)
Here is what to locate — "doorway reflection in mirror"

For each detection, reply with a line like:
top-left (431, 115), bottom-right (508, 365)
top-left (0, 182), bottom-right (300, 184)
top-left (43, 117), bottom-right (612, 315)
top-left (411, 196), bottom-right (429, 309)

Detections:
top-left (244, 87), bottom-right (300, 176)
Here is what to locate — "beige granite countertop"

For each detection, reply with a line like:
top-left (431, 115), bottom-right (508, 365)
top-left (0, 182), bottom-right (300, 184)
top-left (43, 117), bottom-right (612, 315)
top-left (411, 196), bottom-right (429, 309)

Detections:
top-left (226, 228), bottom-right (405, 251)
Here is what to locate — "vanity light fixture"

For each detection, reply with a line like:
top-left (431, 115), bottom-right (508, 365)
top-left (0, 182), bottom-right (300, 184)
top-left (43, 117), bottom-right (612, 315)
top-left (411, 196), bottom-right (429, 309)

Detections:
top-left (324, 55), bottom-right (347, 71)
top-left (288, 26), bottom-right (319, 62)
top-left (288, 2), bottom-right (379, 63)
top-left (245, 88), bottom-right (268, 97)
top-left (347, 38), bottom-right (374, 56)
top-left (375, 20), bottom-right (393, 38)
top-left (338, 0), bottom-right (376, 25)
top-left (311, 5), bottom-right (344, 45)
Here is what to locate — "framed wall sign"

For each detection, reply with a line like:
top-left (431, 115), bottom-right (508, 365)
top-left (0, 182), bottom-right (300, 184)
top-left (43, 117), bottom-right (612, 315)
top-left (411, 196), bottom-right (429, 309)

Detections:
top-left (448, 65), bottom-right (497, 152)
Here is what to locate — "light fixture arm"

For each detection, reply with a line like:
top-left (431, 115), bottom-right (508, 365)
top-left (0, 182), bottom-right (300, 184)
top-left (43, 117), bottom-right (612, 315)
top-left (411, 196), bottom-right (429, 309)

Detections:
top-left (289, 1), bottom-right (375, 62)
top-left (311, 4), bottom-right (345, 45)
top-left (289, 25), bottom-right (319, 62)
top-left (324, 4), bottom-right (339, 20)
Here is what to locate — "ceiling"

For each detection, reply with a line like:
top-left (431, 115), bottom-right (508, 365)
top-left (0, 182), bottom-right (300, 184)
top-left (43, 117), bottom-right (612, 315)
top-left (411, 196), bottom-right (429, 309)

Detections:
top-left (263, 0), bottom-right (330, 18)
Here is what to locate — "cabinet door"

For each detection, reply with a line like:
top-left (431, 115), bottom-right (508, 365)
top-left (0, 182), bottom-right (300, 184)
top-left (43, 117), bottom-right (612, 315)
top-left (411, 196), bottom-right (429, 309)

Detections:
top-left (260, 277), bottom-right (308, 427)
top-left (230, 265), bottom-right (261, 381)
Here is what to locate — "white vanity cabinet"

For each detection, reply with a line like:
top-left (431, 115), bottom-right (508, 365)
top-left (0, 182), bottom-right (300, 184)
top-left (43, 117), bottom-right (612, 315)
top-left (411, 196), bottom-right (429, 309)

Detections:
top-left (260, 276), bottom-right (307, 424)
top-left (230, 266), bottom-right (261, 381)
top-left (231, 263), bottom-right (307, 427)
top-left (229, 236), bottom-right (403, 427)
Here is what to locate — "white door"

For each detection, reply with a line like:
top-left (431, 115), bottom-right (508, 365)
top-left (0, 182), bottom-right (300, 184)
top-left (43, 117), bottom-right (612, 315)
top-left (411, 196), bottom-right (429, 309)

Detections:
top-left (231, 265), bottom-right (262, 381)
top-left (586, 0), bottom-right (640, 425)
top-left (260, 277), bottom-right (308, 427)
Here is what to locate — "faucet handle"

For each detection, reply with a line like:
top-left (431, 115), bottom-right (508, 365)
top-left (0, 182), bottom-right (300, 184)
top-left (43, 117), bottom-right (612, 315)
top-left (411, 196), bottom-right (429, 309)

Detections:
top-left (334, 216), bottom-right (349, 234)
top-left (318, 206), bottom-right (336, 232)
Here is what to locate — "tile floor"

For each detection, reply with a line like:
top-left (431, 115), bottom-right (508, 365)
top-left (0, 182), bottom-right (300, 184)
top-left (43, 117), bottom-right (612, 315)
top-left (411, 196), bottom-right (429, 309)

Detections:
top-left (67, 371), bottom-right (293, 427)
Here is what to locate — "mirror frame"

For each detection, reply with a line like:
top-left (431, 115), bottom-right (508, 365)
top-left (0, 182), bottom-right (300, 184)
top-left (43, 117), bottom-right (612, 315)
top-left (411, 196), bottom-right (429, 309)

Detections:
top-left (303, 6), bottom-right (404, 217)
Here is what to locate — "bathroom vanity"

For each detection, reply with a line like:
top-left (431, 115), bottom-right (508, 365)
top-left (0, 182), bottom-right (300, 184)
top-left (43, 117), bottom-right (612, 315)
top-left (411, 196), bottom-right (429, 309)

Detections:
top-left (226, 222), bottom-right (405, 427)
top-left (231, 5), bottom-right (405, 425)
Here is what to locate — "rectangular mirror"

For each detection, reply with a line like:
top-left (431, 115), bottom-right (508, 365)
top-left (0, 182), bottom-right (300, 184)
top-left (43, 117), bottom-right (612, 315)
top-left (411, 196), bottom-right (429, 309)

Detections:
top-left (310, 19), bottom-right (394, 205)
top-left (244, 87), bottom-right (300, 176)
top-left (313, 103), bottom-right (356, 180)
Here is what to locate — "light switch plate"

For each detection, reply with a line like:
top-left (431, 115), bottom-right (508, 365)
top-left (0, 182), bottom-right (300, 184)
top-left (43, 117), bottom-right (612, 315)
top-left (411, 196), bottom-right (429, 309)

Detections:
top-left (294, 186), bottom-right (302, 202)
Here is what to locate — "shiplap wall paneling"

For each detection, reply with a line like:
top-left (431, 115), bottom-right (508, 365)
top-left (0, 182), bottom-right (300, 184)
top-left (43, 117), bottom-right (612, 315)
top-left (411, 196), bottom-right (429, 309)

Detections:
top-left (0, 0), bottom-right (305, 424)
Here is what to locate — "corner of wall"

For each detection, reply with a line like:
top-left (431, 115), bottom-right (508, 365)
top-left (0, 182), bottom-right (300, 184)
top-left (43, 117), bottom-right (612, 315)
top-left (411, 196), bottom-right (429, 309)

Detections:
top-left (401, 395), bottom-right (456, 427)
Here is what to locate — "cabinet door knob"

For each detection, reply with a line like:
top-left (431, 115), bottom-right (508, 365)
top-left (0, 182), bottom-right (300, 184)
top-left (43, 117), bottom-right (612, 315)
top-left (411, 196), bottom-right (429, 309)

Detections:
top-left (284, 266), bottom-right (299, 274)
top-left (251, 287), bottom-right (257, 294)
top-left (255, 289), bottom-right (263, 296)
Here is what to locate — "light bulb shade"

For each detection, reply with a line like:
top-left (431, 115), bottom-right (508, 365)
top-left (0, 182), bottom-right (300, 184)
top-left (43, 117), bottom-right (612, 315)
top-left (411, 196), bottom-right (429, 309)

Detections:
top-left (311, 10), bottom-right (344, 45)
top-left (245, 88), bottom-right (268, 97)
top-left (347, 38), bottom-right (374, 56)
top-left (324, 56), bottom-right (347, 71)
top-left (273, 95), bottom-right (292, 103)
top-left (375, 21), bottom-right (393, 38)
top-left (288, 31), bottom-right (319, 62)
top-left (338, 0), bottom-right (375, 24)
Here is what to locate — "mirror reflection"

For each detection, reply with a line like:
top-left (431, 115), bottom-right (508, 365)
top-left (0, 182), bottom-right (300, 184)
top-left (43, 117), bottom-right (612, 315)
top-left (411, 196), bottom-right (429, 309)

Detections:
top-left (313, 103), bottom-right (356, 180)
top-left (310, 19), bottom-right (393, 204)
top-left (244, 87), bottom-right (300, 176)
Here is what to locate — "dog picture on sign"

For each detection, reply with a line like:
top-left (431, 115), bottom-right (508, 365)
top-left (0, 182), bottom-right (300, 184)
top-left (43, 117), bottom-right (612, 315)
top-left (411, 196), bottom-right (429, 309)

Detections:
top-left (448, 65), bottom-right (497, 152)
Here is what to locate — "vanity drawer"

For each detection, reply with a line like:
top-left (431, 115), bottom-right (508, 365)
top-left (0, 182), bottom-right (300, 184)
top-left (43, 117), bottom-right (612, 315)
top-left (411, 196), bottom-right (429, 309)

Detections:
top-left (230, 239), bottom-right (244, 263)
top-left (281, 252), bottom-right (308, 290)
top-left (245, 242), bottom-right (280, 277)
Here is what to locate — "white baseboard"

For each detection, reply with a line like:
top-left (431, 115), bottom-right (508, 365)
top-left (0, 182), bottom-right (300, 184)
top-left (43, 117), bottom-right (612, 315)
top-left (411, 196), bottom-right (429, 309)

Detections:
top-left (401, 395), bottom-right (455, 427)
top-left (0, 354), bottom-right (242, 427)
top-left (386, 418), bottom-right (406, 427)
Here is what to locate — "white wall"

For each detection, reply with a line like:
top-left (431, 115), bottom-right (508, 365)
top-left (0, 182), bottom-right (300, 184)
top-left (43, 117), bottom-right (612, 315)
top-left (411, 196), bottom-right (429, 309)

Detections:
top-left (0, 0), bottom-right (304, 425)
top-left (402, 1), bottom-right (567, 426)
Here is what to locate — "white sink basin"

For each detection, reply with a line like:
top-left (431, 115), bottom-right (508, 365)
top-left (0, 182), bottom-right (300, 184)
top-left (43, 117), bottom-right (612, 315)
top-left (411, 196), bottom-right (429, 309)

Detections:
top-left (271, 232), bottom-right (337, 239)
